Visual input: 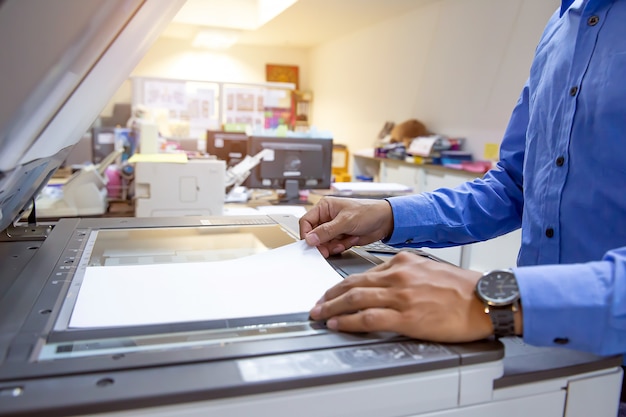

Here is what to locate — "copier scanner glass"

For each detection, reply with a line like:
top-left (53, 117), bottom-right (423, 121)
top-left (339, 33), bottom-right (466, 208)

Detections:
top-left (86, 224), bottom-right (295, 267)
top-left (39, 223), bottom-right (339, 361)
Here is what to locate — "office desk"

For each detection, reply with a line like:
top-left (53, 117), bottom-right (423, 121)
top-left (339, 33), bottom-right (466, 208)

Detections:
top-left (106, 188), bottom-right (318, 218)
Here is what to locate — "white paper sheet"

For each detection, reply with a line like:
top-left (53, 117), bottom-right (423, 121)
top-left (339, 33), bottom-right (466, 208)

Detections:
top-left (254, 205), bottom-right (307, 218)
top-left (408, 136), bottom-right (438, 156)
top-left (69, 240), bottom-right (341, 328)
top-left (223, 205), bottom-right (307, 218)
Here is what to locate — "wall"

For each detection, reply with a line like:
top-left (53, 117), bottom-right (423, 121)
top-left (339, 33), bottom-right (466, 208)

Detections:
top-left (309, 0), bottom-right (559, 160)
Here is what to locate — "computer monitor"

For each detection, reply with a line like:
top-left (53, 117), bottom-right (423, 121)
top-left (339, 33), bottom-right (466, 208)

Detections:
top-left (247, 135), bottom-right (333, 204)
top-left (206, 130), bottom-right (249, 167)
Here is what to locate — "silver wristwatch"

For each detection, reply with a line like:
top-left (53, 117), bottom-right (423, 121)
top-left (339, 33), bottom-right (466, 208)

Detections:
top-left (475, 269), bottom-right (520, 337)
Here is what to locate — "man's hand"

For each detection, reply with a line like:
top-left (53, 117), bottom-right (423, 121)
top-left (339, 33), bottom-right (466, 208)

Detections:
top-left (299, 197), bottom-right (394, 258)
top-left (309, 251), bottom-right (494, 343)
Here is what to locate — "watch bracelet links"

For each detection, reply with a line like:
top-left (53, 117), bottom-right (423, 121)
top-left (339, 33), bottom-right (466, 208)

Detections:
top-left (489, 306), bottom-right (516, 337)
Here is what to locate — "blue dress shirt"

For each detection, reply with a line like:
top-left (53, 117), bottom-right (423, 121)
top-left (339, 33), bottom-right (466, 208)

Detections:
top-left (386, 0), bottom-right (626, 356)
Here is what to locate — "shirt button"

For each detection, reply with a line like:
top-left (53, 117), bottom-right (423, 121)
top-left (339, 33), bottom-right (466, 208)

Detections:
top-left (569, 86), bottom-right (578, 96)
top-left (553, 337), bottom-right (569, 345)
top-left (545, 228), bottom-right (554, 238)
top-left (555, 156), bottom-right (565, 167)
top-left (404, 239), bottom-right (413, 244)
top-left (587, 15), bottom-right (599, 26)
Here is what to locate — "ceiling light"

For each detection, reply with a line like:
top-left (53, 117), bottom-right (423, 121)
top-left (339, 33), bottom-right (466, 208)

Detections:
top-left (257, 0), bottom-right (298, 27)
top-left (172, 0), bottom-right (298, 31)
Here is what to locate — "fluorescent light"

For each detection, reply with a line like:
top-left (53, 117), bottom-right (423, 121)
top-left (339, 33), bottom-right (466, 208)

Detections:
top-left (257, 0), bottom-right (298, 27)
top-left (172, 0), bottom-right (298, 31)
top-left (171, 0), bottom-right (299, 49)
top-left (192, 28), bottom-right (240, 50)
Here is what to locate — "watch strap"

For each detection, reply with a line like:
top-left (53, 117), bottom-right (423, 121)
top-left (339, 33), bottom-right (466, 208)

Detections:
top-left (488, 305), bottom-right (516, 337)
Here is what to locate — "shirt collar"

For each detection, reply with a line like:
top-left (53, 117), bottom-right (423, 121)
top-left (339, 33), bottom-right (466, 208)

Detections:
top-left (561, 0), bottom-right (614, 16)
top-left (560, 0), bottom-right (576, 15)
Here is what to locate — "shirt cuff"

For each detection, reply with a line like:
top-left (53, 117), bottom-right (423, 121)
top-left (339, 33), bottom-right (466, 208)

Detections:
top-left (514, 261), bottom-right (612, 354)
top-left (384, 194), bottom-right (439, 245)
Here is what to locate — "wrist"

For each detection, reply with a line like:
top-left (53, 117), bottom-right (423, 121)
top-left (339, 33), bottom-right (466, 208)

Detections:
top-left (381, 199), bottom-right (394, 240)
top-left (514, 302), bottom-right (523, 335)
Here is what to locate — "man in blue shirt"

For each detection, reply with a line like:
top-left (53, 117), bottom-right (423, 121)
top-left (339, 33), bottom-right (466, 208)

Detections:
top-left (301, 0), bottom-right (626, 369)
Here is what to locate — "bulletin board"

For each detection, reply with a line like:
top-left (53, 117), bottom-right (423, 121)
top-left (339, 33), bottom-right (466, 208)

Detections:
top-left (131, 76), bottom-right (296, 138)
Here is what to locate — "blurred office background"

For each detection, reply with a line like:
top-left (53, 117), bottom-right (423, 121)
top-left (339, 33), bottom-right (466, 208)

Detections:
top-left (93, 0), bottom-right (558, 163)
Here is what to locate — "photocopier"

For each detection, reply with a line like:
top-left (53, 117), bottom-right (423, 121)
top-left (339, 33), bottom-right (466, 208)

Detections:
top-left (0, 1), bottom-right (621, 416)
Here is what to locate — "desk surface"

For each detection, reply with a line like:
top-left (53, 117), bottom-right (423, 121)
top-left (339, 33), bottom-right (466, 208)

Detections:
top-left (85, 188), bottom-right (411, 218)
top-left (37, 184), bottom-right (412, 220)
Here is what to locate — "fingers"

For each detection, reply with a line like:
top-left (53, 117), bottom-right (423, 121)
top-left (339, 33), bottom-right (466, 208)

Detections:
top-left (299, 208), bottom-right (321, 239)
top-left (299, 197), bottom-right (336, 240)
top-left (316, 252), bottom-right (427, 303)
top-left (305, 216), bottom-right (351, 247)
top-left (300, 197), bottom-right (386, 245)
top-left (310, 285), bottom-right (407, 335)
top-left (325, 235), bottom-right (361, 256)
top-left (310, 285), bottom-right (391, 318)
top-left (313, 255), bottom-right (402, 300)
top-left (305, 235), bottom-right (361, 258)
top-left (310, 268), bottom-right (398, 319)
top-left (300, 199), bottom-right (347, 245)
top-left (326, 308), bottom-right (404, 334)
top-left (318, 268), bottom-right (387, 300)
top-left (309, 254), bottom-right (435, 325)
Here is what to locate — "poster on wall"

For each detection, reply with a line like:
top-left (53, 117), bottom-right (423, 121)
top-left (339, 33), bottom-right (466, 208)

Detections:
top-left (224, 86), bottom-right (265, 129)
top-left (132, 76), bottom-right (295, 136)
top-left (187, 88), bottom-right (219, 135)
top-left (264, 88), bottom-right (291, 108)
top-left (266, 64), bottom-right (299, 90)
top-left (143, 80), bottom-right (187, 111)
top-left (187, 88), bottom-right (215, 124)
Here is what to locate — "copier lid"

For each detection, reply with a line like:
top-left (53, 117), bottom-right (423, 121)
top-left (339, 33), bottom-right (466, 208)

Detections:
top-left (0, 0), bottom-right (185, 231)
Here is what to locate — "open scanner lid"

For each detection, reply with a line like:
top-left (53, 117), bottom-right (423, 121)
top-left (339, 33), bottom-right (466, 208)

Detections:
top-left (0, 0), bottom-right (185, 232)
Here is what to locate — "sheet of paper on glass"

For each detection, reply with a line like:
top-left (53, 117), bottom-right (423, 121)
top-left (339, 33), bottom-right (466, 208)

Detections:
top-left (69, 240), bottom-right (342, 328)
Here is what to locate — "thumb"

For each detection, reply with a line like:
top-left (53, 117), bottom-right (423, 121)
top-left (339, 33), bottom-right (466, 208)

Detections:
top-left (305, 218), bottom-right (347, 246)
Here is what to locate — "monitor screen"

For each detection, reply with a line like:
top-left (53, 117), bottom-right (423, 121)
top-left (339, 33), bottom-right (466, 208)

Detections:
top-left (206, 130), bottom-right (249, 167)
top-left (247, 136), bottom-right (333, 204)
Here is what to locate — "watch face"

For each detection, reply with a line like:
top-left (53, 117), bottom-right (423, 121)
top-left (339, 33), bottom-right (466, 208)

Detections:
top-left (476, 270), bottom-right (519, 306)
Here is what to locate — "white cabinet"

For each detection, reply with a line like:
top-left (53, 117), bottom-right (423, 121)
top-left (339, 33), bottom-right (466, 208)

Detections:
top-left (380, 159), bottom-right (424, 193)
top-left (353, 153), bottom-right (477, 190)
top-left (352, 153), bottom-right (520, 271)
top-left (417, 168), bottom-right (465, 266)
top-left (462, 229), bottom-right (521, 271)
top-left (423, 169), bottom-right (471, 193)
top-left (352, 153), bottom-right (382, 181)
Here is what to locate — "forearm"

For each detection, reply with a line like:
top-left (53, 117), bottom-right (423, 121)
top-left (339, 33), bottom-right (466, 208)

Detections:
top-left (385, 169), bottom-right (523, 248)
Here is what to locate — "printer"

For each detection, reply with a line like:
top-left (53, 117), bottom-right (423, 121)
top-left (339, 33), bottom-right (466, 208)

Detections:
top-left (35, 149), bottom-right (123, 219)
top-left (0, 1), bottom-right (622, 416)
